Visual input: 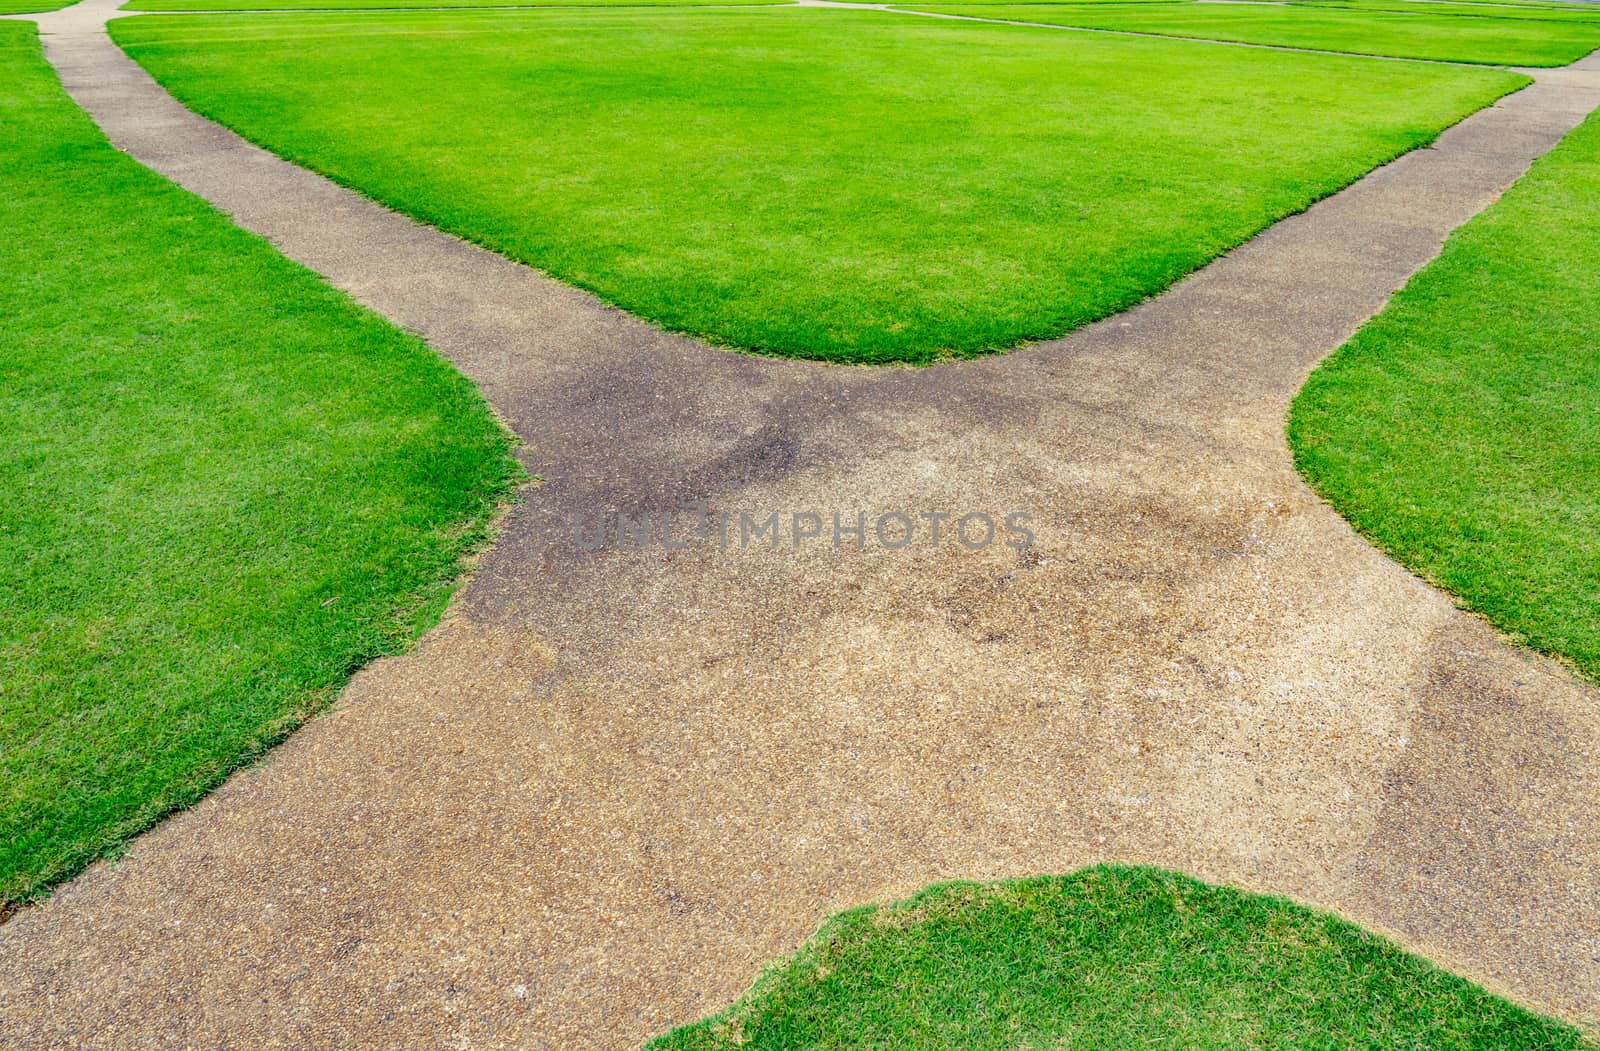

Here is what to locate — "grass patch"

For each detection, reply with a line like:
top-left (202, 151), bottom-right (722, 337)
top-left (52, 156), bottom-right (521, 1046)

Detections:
top-left (1301, 0), bottom-right (1600, 24)
top-left (647, 866), bottom-right (1591, 1050)
top-left (1298, 0), bottom-right (1600, 11)
top-left (1289, 110), bottom-right (1600, 686)
top-left (115, 8), bottom-right (1523, 363)
top-left (0, 0), bottom-right (74, 13)
top-left (0, 22), bottom-right (518, 905)
top-left (845, 0), bottom-right (1184, 4)
top-left (124, 0), bottom-right (783, 12)
top-left (900, 2), bottom-right (1600, 64)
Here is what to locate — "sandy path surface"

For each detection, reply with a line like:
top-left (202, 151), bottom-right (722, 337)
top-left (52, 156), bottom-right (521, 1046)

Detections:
top-left (6, 2), bottom-right (1600, 1045)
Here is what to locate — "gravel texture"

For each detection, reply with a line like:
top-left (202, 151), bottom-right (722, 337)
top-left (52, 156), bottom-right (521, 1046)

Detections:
top-left (5, 3), bottom-right (1600, 1045)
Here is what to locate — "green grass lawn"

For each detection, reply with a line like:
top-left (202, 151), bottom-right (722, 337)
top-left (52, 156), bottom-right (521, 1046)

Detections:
top-left (836, 0), bottom-right (1183, 4)
top-left (115, 8), bottom-right (1524, 363)
top-left (122, 0), bottom-right (1167, 9)
top-left (647, 866), bottom-right (1591, 1050)
top-left (0, 0), bottom-right (74, 13)
top-left (0, 22), bottom-right (517, 906)
top-left (124, 0), bottom-right (782, 12)
top-left (1290, 112), bottom-right (1600, 687)
top-left (899, 2), bottom-right (1600, 64)
top-left (1302, 0), bottom-right (1600, 23)
top-left (1300, 0), bottom-right (1600, 11)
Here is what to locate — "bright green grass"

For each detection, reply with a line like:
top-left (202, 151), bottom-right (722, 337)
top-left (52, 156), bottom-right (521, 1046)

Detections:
top-left (0, 22), bottom-right (518, 905)
top-left (124, 0), bottom-right (780, 12)
top-left (115, 9), bottom-right (1523, 364)
top-left (1290, 111), bottom-right (1600, 686)
top-left (1300, 0), bottom-right (1600, 10)
top-left (1303, 0), bottom-right (1600, 23)
top-left (843, 0), bottom-right (1182, 5)
top-left (647, 866), bottom-right (1591, 1050)
top-left (901, 2), bottom-right (1600, 63)
top-left (0, 0), bottom-right (73, 13)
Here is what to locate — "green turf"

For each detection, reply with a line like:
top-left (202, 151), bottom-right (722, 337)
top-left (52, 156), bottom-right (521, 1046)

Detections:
top-left (0, 0), bottom-right (74, 13)
top-left (900, 2), bottom-right (1600, 63)
top-left (1302, 0), bottom-right (1600, 23)
top-left (1290, 111), bottom-right (1600, 687)
top-left (1299, 0), bottom-right (1600, 10)
top-left (0, 21), bottom-right (518, 905)
top-left (124, 0), bottom-right (782, 12)
top-left (115, 9), bottom-right (1523, 364)
top-left (646, 866), bottom-right (1591, 1050)
top-left (830, 0), bottom-right (1183, 4)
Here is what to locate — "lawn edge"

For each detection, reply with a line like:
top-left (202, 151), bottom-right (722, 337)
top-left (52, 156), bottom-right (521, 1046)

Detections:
top-left (107, 7), bottom-right (1532, 365)
top-left (641, 863), bottom-right (1598, 1049)
top-left (0, 19), bottom-right (527, 915)
top-left (1284, 104), bottom-right (1600, 693)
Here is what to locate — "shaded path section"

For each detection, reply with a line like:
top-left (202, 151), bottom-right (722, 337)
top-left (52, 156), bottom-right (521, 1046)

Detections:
top-left (5, 1), bottom-right (1600, 1045)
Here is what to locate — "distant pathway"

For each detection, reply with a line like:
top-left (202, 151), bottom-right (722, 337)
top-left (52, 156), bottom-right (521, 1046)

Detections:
top-left (7, 1), bottom-right (1600, 1045)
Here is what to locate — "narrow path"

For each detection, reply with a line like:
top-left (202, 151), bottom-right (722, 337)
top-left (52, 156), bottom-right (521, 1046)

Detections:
top-left (7, 2), bottom-right (1600, 1045)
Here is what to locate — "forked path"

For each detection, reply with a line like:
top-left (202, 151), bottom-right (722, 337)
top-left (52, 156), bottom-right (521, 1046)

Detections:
top-left (8, 1), bottom-right (1600, 1045)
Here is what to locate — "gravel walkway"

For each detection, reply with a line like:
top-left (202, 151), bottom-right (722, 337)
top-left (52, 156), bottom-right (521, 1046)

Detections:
top-left (6, 2), bottom-right (1600, 1044)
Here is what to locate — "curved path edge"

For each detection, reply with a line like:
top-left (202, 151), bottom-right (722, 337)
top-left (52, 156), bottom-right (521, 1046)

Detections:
top-left (6, 2), bottom-right (1600, 1046)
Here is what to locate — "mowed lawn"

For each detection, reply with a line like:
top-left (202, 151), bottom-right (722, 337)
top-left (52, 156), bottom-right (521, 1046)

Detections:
top-left (126, 0), bottom-right (781, 11)
top-left (0, 0), bottom-right (72, 13)
top-left (0, 23), bottom-right (517, 905)
top-left (899, 2), bottom-right (1600, 64)
top-left (1301, 0), bottom-right (1600, 15)
top-left (1291, 110), bottom-right (1600, 686)
top-left (1301, 0), bottom-right (1600, 23)
top-left (114, 8), bottom-right (1526, 363)
top-left (647, 867), bottom-right (1591, 1050)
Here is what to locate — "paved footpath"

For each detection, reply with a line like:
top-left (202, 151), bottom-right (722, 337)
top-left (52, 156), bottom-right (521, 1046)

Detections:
top-left (7, 1), bottom-right (1600, 1045)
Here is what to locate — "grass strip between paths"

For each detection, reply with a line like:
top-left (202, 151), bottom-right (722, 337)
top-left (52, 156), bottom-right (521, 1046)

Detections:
top-left (0, 21), bottom-right (518, 905)
top-left (1291, 107), bottom-right (1600, 687)
top-left (114, 8), bottom-right (1525, 362)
